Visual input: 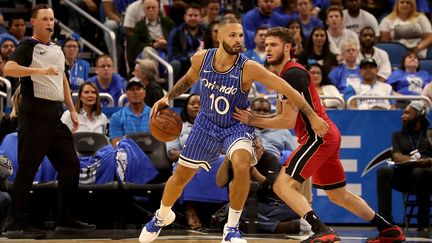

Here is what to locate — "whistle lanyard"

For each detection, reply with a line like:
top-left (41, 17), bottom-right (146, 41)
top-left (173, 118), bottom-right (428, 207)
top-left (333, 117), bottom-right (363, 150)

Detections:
top-left (408, 131), bottom-right (424, 150)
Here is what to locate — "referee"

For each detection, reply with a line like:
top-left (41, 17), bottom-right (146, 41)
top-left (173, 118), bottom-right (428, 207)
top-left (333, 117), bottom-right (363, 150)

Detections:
top-left (3, 4), bottom-right (95, 239)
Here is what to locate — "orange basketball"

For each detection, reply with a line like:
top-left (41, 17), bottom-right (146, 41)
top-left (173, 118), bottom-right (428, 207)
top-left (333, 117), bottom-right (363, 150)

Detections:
top-left (150, 108), bottom-right (183, 142)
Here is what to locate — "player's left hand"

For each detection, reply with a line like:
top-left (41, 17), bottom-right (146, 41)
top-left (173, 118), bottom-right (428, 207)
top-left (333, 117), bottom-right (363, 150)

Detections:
top-left (233, 107), bottom-right (254, 125)
top-left (70, 110), bottom-right (80, 133)
top-left (310, 114), bottom-right (329, 137)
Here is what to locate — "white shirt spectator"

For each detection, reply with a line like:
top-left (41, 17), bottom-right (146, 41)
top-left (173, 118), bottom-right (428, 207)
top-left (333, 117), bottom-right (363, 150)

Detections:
top-left (347, 81), bottom-right (393, 110)
top-left (61, 110), bottom-right (108, 134)
top-left (357, 47), bottom-right (392, 80)
top-left (327, 29), bottom-right (359, 56)
top-left (379, 14), bottom-right (432, 58)
top-left (123, 0), bottom-right (145, 29)
top-left (343, 9), bottom-right (380, 37)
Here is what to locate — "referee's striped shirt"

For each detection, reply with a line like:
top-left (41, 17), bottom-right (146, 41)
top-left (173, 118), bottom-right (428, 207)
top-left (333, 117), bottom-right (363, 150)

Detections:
top-left (9, 38), bottom-right (65, 101)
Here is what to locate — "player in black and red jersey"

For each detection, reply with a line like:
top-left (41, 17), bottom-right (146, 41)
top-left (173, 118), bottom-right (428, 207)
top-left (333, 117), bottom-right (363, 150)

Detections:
top-left (234, 27), bottom-right (405, 243)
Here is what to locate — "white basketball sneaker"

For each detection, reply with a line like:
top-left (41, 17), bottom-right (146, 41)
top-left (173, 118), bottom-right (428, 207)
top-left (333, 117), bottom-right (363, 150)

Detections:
top-left (139, 209), bottom-right (176, 243)
top-left (221, 223), bottom-right (247, 243)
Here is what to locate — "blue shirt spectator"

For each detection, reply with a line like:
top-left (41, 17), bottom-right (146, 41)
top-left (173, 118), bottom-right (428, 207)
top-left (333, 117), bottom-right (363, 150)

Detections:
top-left (329, 64), bottom-right (361, 93)
top-left (87, 54), bottom-right (126, 106)
top-left (387, 69), bottom-right (432, 95)
top-left (109, 80), bottom-right (150, 144)
top-left (63, 38), bottom-right (90, 91)
top-left (243, 2), bottom-right (290, 35)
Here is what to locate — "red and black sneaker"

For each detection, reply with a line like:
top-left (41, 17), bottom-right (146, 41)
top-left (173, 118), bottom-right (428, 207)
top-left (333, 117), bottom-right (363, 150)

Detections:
top-left (366, 225), bottom-right (406, 243)
top-left (301, 227), bottom-right (341, 243)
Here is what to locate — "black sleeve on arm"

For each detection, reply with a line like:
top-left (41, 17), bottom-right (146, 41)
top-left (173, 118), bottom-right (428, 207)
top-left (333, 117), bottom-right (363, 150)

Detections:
top-left (391, 132), bottom-right (402, 154)
top-left (9, 41), bottom-right (33, 67)
top-left (281, 67), bottom-right (310, 96)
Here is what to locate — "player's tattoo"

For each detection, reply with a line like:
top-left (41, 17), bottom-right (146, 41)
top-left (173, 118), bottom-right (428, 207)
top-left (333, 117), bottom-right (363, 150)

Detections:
top-left (247, 111), bottom-right (255, 125)
top-left (299, 103), bottom-right (315, 117)
top-left (166, 77), bottom-right (192, 100)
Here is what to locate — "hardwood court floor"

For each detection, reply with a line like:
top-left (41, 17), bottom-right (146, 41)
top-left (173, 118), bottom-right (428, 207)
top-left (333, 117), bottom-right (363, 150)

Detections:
top-left (0, 227), bottom-right (431, 243)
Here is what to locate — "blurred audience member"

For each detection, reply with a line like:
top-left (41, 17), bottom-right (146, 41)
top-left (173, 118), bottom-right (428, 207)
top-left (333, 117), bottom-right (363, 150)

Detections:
top-left (379, 0), bottom-right (432, 58)
top-left (343, 0), bottom-right (379, 36)
top-left (203, 21), bottom-right (219, 49)
top-left (244, 27), bottom-right (268, 64)
top-left (7, 16), bottom-right (26, 42)
top-left (87, 54), bottom-right (126, 106)
top-left (0, 154), bottom-right (12, 233)
top-left (297, 0), bottom-right (323, 40)
top-left (132, 59), bottom-right (165, 107)
top-left (326, 5), bottom-right (358, 61)
top-left (344, 58), bottom-right (394, 110)
top-left (109, 80), bottom-right (150, 146)
top-left (287, 20), bottom-right (305, 58)
top-left (167, 3), bottom-right (205, 82)
top-left (308, 63), bottom-right (343, 109)
top-left (62, 38), bottom-right (90, 92)
top-left (61, 82), bottom-right (108, 134)
top-left (0, 86), bottom-right (20, 143)
top-left (243, 0), bottom-right (289, 36)
top-left (387, 51), bottom-right (431, 96)
top-left (329, 38), bottom-right (361, 92)
top-left (298, 26), bottom-right (338, 74)
top-left (202, 0), bottom-right (221, 28)
top-left (127, 0), bottom-right (175, 70)
top-left (358, 27), bottom-right (391, 82)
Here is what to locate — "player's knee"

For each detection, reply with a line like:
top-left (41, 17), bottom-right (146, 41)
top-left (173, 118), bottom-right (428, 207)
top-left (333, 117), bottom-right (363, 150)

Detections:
top-left (326, 188), bottom-right (347, 205)
top-left (273, 176), bottom-right (297, 195)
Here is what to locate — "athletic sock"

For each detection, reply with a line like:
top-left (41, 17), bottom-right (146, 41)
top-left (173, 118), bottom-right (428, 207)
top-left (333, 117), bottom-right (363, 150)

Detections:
top-left (303, 210), bottom-right (327, 233)
top-left (370, 213), bottom-right (392, 232)
top-left (157, 202), bottom-right (172, 219)
top-left (226, 207), bottom-right (242, 227)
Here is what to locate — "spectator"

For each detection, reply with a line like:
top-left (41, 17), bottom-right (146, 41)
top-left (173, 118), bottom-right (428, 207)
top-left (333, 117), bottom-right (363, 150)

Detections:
top-left (167, 1), bottom-right (188, 27)
top-left (287, 20), bottom-right (305, 58)
top-left (61, 82), bottom-right (108, 134)
top-left (344, 58), bottom-right (394, 109)
top-left (329, 38), bottom-right (361, 92)
top-left (203, 21), bottom-right (220, 49)
top-left (387, 51), bottom-right (432, 96)
top-left (357, 27), bottom-right (391, 82)
top-left (379, 0), bottom-right (432, 58)
top-left (244, 27), bottom-right (268, 64)
top-left (0, 154), bottom-right (12, 233)
top-left (273, 0), bottom-right (300, 24)
top-left (377, 100), bottom-right (432, 231)
top-left (127, 0), bottom-right (175, 70)
top-left (250, 97), bottom-right (298, 159)
top-left (0, 35), bottom-right (19, 91)
top-left (109, 80), bottom-right (150, 146)
top-left (167, 3), bottom-right (205, 82)
top-left (123, 0), bottom-right (147, 38)
top-left (296, 0), bottom-right (323, 40)
top-left (7, 16), bottom-right (26, 42)
top-left (132, 59), bottom-right (165, 107)
top-left (326, 5), bottom-right (359, 61)
top-left (166, 93), bottom-right (202, 229)
top-left (0, 86), bottom-right (20, 143)
top-left (243, 0), bottom-right (289, 36)
top-left (298, 26), bottom-right (338, 74)
top-left (201, 0), bottom-right (221, 28)
top-left (62, 38), bottom-right (90, 92)
top-left (308, 63), bottom-right (343, 109)
top-left (87, 54), bottom-right (126, 106)
top-left (343, 0), bottom-right (379, 36)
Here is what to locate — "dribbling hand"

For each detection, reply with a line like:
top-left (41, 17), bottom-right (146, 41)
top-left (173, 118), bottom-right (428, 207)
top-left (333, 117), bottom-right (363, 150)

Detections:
top-left (150, 97), bottom-right (169, 119)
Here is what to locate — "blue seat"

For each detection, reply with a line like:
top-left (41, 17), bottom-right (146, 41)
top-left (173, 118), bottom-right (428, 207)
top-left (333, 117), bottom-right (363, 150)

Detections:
top-left (375, 42), bottom-right (408, 69)
top-left (419, 59), bottom-right (432, 74)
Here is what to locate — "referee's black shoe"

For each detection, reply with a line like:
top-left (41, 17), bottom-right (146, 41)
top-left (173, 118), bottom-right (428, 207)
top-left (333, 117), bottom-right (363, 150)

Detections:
top-left (5, 226), bottom-right (46, 239)
top-left (55, 220), bottom-right (96, 235)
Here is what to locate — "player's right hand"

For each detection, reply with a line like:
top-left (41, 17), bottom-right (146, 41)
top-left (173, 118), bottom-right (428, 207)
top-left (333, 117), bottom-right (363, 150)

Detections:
top-left (42, 66), bottom-right (59, 75)
top-left (150, 97), bottom-right (169, 118)
top-left (310, 114), bottom-right (329, 137)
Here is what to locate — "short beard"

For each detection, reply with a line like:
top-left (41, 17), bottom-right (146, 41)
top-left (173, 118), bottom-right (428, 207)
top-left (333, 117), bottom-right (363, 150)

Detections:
top-left (222, 41), bottom-right (240, 55)
top-left (402, 120), bottom-right (417, 133)
top-left (267, 52), bottom-right (285, 66)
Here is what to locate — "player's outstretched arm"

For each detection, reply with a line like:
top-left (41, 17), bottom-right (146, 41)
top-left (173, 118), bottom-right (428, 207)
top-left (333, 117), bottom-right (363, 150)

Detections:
top-left (233, 99), bottom-right (298, 129)
top-left (243, 61), bottom-right (328, 137)
top-left (151, 50), bottom-right (206, 118)
top-left (4, 61), bottom-right (59, 77)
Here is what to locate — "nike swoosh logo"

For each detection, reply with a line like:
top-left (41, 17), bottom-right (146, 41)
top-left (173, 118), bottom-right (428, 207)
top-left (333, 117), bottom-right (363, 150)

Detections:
top-left (203, 70), bottom-right (212, 73)
top-left (40, 51), bottom-right (46, 54)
